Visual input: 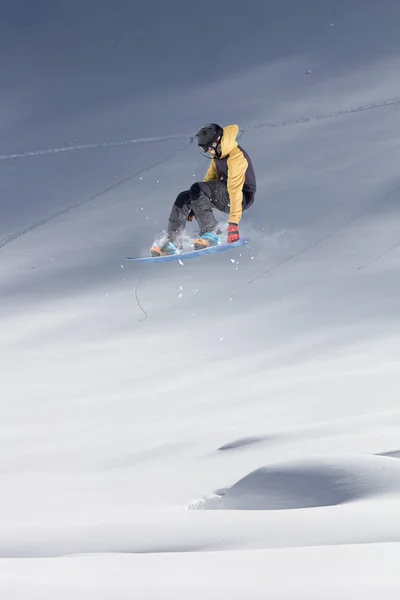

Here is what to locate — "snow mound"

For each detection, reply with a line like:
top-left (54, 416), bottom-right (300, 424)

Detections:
top-left (194, 455), bottom-right (400, 511)
top-left (218, 435), bottom-right (273, 452)
top-left (379, 450), bottom-right (400, 459)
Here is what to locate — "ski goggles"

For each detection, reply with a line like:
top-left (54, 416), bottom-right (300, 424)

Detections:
top-left (199, 139), bottom-right (221, 154)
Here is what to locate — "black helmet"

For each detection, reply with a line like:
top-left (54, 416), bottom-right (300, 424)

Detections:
top-left (195, 123), bottom-right (223, 152)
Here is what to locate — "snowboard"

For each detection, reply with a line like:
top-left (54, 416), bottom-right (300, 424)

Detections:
top-left (126, 237), bottom-right (249, 263)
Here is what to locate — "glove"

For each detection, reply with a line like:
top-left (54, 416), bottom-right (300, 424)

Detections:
top-left (227, 222), bottom-right (240, 243)
top-left (187, 209), bottom-right (195, 222)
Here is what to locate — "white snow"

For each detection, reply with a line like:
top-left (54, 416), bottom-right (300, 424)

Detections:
top-left (1, 0), bottom-right (400, 597)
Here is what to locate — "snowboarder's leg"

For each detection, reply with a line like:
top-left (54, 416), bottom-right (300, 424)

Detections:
top-left (189, 182), bottom-right (230, 250)
top-left (190, 182), bottom-right (247, 250)
top-left (150, 190), bottom-right (191, 256)
top-left (167, 190), bottom-right (192, 242)
top-left (204, 181), bottom-right (232, 215)
top-left (189, 182), bottom-right (224, 234)
top-left (167, 182), bottom-right (232, 240)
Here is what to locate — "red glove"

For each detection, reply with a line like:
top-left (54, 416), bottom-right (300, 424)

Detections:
top-left (227, 222), bottom-right (240, 243)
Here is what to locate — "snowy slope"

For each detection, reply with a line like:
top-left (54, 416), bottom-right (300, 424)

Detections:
top-left (1, 0), bottom-right (400, 597)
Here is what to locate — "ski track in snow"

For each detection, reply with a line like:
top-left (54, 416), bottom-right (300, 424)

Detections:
top-left (0, 137), bottom-right (193, 250)
top-left (247, 98), bottom-right (400, 130)
top-left (1, 97), bottom-right (399, 252)
top-left (0, 134), bottom-right (190, 161)
top-left (1, 97), bottom-right (398, 164)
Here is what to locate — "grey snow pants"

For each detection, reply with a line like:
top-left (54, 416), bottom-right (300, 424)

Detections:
top-left (167, 181), bottom-right (247, 241)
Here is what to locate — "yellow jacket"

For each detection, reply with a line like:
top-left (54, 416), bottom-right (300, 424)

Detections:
top-left (203, 124), bottom-right (249, 224)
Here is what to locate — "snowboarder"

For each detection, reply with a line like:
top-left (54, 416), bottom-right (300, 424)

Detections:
top-left (150, 123), bottom-right (256, 256)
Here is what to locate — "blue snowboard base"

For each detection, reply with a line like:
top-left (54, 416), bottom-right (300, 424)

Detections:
top-left (126, 238), bottom-right (249, 263)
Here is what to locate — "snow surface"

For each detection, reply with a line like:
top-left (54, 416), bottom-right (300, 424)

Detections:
top-left (1, 0), bottom-right (400, 597)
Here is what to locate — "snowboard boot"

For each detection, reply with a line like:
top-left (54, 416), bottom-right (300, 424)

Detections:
top-left (192, 231), bottom-right (222, 251)
top-left (150, 240), bottom-right (179, 257)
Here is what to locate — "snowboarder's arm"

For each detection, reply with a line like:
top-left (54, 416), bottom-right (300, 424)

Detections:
top-left (227, 151), bottom-right (248, 224)
top-left (204, 159), bottom-right (219, 182)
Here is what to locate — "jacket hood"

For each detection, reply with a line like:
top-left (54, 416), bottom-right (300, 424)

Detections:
top-left (219, 124), bottom-right (239, 158)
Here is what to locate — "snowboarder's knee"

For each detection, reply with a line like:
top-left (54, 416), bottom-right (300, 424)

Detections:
top-left (189, 182), bottom-right (202, 198)
top-left (190, 181), bottom-right (211, 201)
top-left (174, 190), bottom-right (191, 208)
